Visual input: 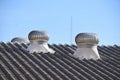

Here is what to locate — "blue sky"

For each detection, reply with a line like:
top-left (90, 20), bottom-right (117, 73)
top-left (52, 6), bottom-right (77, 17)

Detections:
top-left (0, 0), bottom-right (120, 45)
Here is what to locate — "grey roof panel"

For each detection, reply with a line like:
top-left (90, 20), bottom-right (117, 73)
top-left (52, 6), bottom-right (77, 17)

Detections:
top-left (0, 42), bottom-right (120, 80)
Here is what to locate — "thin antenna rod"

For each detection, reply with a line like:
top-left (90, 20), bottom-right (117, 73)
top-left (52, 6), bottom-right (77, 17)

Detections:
top-left (70, 16), bottom-right (72, 44)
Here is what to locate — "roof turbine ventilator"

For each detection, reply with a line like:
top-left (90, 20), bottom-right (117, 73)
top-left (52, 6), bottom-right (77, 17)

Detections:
top-left (74, 32), bottom-right (100, 60)
top-left (11, 37), bottom-right (28, 44)
top-left (27, 30), bottom-right (55, 53)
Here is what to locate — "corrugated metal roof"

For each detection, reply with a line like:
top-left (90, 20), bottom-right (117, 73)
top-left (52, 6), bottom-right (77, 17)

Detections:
top-left (0, 42), bottom-right (120, 80)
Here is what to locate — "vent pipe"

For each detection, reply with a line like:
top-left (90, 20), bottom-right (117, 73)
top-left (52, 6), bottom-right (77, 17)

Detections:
top-left (73, 32), bottom-right (100, 60)
top-left (11, 37), bottom-right (28, 44)
top-left (27, 30), bottom-right (55, 53)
